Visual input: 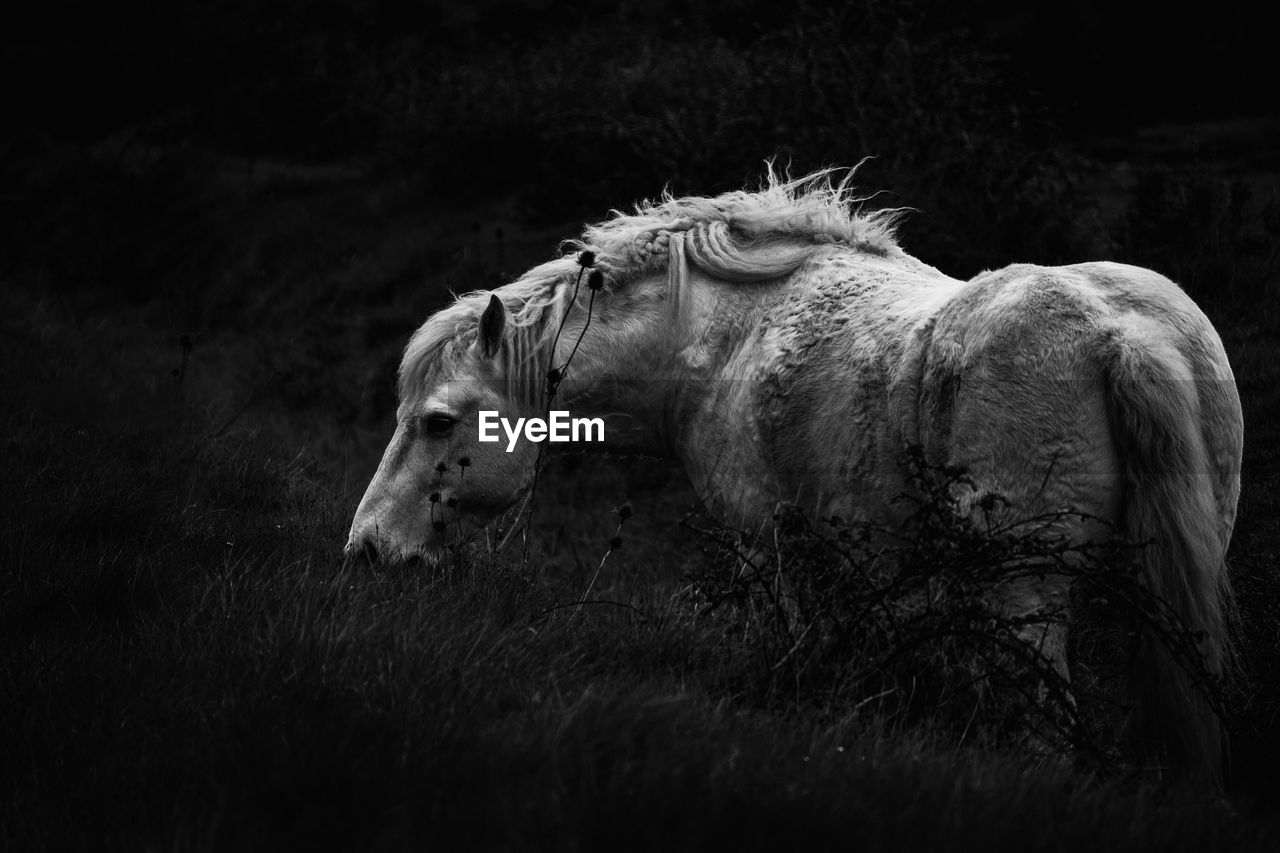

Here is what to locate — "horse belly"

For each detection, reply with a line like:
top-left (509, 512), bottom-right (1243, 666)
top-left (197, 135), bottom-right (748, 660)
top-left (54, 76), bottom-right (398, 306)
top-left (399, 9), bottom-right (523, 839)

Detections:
top-left (769, 360), bottom-right (910, 525)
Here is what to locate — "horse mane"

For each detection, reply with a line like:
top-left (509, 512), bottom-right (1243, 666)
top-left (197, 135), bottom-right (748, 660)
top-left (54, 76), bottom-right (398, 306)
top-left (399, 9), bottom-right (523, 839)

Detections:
top-left (580, 161), bottom-right (901, 282)
top-left (398, 164), bottom-right (902, 402)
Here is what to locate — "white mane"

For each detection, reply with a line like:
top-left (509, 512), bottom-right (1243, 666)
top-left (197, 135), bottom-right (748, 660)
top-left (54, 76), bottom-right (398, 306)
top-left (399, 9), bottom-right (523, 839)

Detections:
top-left (398, 165), bottom-right (902, 402)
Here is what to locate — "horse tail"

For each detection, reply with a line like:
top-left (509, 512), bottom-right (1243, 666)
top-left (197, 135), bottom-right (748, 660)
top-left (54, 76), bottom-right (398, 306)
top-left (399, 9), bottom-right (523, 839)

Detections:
top-left (1100, 327), bottom-right (1235, 785)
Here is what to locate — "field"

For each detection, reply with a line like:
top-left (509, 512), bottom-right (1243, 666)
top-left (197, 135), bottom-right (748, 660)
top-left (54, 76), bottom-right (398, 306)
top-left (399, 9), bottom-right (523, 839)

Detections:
top-left (4, 2), bottom-right (1280, 849)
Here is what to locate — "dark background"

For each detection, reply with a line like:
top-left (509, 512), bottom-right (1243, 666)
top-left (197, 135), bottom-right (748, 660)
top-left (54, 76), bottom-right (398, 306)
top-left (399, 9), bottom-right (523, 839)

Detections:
top-left (5, 0), bottom-right (1278, 310)
top-left (3, 1), bottom-right (1279, 848)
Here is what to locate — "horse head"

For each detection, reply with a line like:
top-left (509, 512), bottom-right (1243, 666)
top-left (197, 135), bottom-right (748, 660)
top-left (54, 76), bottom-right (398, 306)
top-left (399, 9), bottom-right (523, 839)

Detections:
top-left (346, 294), bottom-right (541, 564)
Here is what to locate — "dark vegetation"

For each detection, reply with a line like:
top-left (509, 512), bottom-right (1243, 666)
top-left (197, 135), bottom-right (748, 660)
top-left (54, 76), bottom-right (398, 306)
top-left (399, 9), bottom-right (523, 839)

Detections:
top-left (3, 0), bottom-right (1280, 848)
top-left (685, 448), bottom-right (1231, 775)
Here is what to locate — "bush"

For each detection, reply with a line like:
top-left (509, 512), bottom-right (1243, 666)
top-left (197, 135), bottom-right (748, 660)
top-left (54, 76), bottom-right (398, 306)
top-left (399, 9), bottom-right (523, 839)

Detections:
top-left (683, 447), bottom-right (1227, 773)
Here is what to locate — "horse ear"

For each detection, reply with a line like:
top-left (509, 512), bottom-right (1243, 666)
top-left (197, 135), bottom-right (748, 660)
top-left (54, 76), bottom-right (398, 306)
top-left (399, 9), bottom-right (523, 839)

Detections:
top-left (477, 294), bottom-right (505, 358)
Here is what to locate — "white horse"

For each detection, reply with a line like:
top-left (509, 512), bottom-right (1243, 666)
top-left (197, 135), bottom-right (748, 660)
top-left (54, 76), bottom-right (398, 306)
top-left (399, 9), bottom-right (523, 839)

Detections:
top-left (347, 168), bottom-right (1242, 782)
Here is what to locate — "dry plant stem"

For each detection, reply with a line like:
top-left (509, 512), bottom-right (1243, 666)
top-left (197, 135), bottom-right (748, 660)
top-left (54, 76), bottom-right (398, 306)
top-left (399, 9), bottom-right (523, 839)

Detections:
top-left (519, 258), bottom-right (597, 566)
top-left (571, 512), bottom-right (628, 622)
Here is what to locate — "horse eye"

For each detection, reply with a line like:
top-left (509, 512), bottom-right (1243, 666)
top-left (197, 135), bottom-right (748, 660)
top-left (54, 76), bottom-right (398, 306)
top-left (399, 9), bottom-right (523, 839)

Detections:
top-left (423, 413), bottom-right (456, 436)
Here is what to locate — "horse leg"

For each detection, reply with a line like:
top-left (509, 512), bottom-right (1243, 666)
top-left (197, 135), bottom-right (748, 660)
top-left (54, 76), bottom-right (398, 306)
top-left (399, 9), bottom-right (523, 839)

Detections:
top-left (998, 571), bottom-right (1083, 763)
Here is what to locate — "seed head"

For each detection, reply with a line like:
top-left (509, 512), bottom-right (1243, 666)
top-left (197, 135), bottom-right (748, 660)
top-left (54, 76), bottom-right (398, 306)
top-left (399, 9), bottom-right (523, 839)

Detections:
top-left (617, 503), bottom-right (632, 521)
top-left (429, 492), bottom-right (441, 503)
top-left (432, 521), bottom-right (446, 533)
top-left (587, 270), bottom-right (605, 291)
top-left (578, 250), bottom-right (596, 267)
top-left (458, 456), bottom-right (471, 468)
top-left (608, 536), bottom-right (623, 550)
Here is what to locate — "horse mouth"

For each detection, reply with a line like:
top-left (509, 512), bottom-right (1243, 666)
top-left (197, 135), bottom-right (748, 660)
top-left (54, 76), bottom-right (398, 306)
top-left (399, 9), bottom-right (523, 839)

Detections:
top-left (343, 534), bottom-right (447, 569)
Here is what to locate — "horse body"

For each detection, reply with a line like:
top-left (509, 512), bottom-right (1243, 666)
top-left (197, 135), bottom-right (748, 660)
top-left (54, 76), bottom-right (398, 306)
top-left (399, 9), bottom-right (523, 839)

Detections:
top-left (685, 248), bottom-right (969, 527)
top-left (347, 169), bottom-right (1242, 782)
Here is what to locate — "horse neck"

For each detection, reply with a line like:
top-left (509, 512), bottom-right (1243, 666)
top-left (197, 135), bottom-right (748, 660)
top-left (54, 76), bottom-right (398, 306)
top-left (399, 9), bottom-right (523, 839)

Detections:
top-left (547, 271), bottom-right (719, 456)
top-left (549, 265), bottom-right (796, 464)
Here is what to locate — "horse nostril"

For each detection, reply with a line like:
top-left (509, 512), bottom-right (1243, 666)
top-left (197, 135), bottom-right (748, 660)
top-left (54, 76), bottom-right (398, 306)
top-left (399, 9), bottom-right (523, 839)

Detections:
top-left (348, 533), bottom-right (380, 565)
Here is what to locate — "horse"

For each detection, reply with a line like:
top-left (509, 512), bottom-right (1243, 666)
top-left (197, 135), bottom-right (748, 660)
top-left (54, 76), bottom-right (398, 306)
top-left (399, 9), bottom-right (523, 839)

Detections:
top-left (346, 167), bottom-right (1243, 783)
